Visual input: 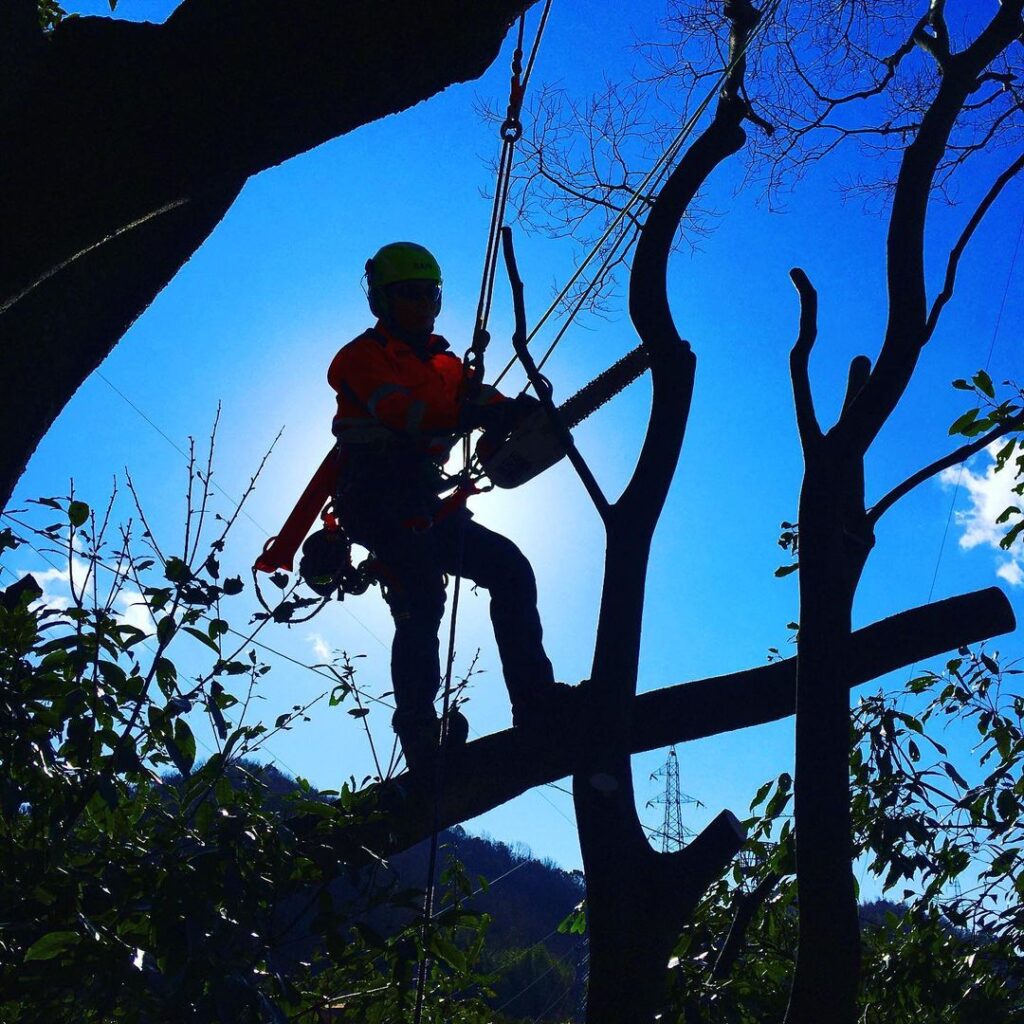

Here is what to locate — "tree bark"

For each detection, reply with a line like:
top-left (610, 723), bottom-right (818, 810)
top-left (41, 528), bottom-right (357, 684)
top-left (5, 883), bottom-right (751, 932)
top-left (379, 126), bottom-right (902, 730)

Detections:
top-left (571, 4), bottom-right (762, 1016)
top-left (0, 0), bottom-right (533, 507)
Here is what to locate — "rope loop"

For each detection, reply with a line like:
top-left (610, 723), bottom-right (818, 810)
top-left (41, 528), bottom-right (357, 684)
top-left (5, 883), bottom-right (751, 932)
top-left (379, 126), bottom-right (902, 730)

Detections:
top-left (500, 117), bottom-right (523, 142)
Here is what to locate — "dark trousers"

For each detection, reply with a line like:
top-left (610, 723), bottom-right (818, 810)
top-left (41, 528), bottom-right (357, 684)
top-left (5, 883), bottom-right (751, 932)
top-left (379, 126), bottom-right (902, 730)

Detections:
top-left (343, 507), bottom-right (555, 718)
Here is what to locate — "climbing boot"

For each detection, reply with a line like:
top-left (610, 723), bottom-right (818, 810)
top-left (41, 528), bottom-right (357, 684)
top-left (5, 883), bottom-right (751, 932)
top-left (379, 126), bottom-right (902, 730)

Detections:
top-left (393, 707), bottom-right (440, 774)
top-left (442, 707), bottom-right (470, 749)
top-left (512, 681), bottom-right (579, 731)
top-left (394, 707), bottom-right (469, 773)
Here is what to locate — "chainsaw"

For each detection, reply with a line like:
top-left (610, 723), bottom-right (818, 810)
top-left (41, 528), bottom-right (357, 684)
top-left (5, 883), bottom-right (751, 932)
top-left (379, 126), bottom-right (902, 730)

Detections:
top-left (477, 343), bottom-right (651, 488)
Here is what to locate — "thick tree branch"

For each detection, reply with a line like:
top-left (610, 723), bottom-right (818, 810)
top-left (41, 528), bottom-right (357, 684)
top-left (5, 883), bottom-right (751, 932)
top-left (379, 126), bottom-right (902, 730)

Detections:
top-left (788, 268), bottom-right (822, 447)
top-left (867, 413), bottom-right (1024, 528)
top-left (840, 356), bottom-right (872, 418)
top-left (925, 150), bottom-right (1024, 342)
top-left (834, 0), bottom-right (1024, 456)
top-left (913, 1), bottom-right (951, 70)
top-left (331, 587), bottom-right (1014, 859)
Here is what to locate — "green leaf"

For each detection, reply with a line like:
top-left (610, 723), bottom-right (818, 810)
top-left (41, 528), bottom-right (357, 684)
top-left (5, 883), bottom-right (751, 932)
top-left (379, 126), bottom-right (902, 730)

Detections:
top-left (347, 708), bottom-right (370, 719)
top-left (999, 519), bottom-right (1024, 550)
top-left (427, 932), bottom-right (466, 972)
top-left (948, 408), bottom-right (980, 436)
top-left (164, 557), bottom-right (190, 584)
top-left (156, 615), bottom-right (176, 645)
top-left (183, 626), bottom-right (220, 653)
top-left (951, 378), bottom-right (973, 391)
top-left (0, 526), bottom-right (21, 555)
top-left (972, 370), bottom-right (995, 398)
top-left (557, 901), bottom-right (587, 935)
top-left (68, 501), bottom-right (90, 528)
top-left (222, 576), bottom-right (244, 596)
top-left (994, 440), bottom-right (1017, 473)
top-left (24, 931), bottom-right (80, 961)
top-left (997, 788), bottom-right (1018, 824)
top-left (750, 780), bottom-right (773, 810)
top-left (774, 563), bottom-right (799, 578)
top-left (174, 719), bottom-right (196, 772)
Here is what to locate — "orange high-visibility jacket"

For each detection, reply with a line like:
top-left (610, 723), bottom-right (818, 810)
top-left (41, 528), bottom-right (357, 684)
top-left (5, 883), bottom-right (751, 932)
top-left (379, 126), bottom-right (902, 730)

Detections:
top-left (255, 325), bottom-right (502, 574)
top-left (328, 325), bottom-right (465, 458)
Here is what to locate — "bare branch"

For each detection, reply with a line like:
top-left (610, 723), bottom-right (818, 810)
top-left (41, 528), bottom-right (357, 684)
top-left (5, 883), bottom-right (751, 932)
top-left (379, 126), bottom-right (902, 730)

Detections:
top-left (841, 355), bottom-right (871, 417)
top-left (712, 870), bottom-right (782, 980)
top-left (835, 1), bottom-right (1024, 456)
top-left (500, 227), bottom-right (610, 517)
top-left (867, 412), bottom-right (1024, 528)
top-left (925, 149), bottom-right (1024, 341)
top-left (913, 2), bottom-right (951, 71)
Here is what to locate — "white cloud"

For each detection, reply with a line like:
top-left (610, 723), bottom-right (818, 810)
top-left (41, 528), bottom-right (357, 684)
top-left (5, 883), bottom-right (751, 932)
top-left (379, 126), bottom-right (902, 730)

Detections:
top-left (20, 557), bottom-right (154, 633)
top-left (996, 559), bottom-right (1024, 587)
top-left (27, 556), bottom-right (94, 610)
top-left (307, 632), bottom-right (332, 661)
top-left (116, 589), bottom-right (154, 634)
top-left (940, 444), bottom-right (1024, 586)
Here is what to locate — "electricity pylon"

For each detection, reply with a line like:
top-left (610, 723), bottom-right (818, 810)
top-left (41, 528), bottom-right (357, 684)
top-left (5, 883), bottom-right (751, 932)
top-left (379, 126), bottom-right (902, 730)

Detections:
top-left (648, 746), bottom-right (702, 853)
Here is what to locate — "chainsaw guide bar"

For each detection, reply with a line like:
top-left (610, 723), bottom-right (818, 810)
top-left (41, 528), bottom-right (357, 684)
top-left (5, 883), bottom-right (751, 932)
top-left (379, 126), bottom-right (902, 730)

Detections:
top-left (479, 343), bottom-right (651, 489)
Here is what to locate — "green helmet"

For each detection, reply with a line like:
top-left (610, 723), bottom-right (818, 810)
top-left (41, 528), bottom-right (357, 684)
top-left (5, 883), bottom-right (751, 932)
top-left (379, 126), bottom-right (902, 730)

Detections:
top-left (365, 242), bottom-right (442, 319)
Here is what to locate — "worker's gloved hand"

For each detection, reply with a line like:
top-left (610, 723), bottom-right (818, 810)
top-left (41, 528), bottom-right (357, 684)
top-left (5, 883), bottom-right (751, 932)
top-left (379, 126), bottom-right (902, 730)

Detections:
top-left (511, 392), bottom-right (542, 419)
top-left (464, 385), bottom-right (544, 430)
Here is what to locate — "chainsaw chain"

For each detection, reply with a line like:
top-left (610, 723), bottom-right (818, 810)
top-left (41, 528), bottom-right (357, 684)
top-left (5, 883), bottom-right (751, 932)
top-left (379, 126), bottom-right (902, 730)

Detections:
top-left (558, 344), bottom-right (651, 430)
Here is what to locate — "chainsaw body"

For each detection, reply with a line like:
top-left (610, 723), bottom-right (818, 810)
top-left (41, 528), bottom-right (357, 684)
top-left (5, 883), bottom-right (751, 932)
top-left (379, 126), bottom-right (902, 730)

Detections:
top-left (478, 342), bottom-right (651, 489)
top-left (477, 409), bottom-right (568, 489)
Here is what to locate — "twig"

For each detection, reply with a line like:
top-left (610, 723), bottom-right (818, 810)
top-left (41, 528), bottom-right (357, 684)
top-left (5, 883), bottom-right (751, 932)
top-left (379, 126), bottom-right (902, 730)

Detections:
top-left (500, 226), bottom-right (610, 517)
top-left (925, 150), bottom-right (1024, 342)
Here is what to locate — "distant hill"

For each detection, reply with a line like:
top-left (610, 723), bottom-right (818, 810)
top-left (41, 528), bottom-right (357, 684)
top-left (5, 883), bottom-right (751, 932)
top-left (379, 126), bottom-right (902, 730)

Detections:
top-left (164, 761), bottom-right (586, 1021)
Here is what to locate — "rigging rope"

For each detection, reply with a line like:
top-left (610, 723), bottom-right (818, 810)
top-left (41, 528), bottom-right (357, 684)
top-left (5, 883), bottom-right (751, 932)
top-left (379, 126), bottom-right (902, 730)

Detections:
top-left (470, 0), bottom-right (554, 381)
top-left (492, 0), bottom-right (783, 389)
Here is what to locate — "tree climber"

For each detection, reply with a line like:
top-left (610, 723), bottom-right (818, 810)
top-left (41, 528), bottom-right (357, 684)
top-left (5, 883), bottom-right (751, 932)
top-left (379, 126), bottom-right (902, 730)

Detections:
top-left (324, 241), bottom-right (564, 770)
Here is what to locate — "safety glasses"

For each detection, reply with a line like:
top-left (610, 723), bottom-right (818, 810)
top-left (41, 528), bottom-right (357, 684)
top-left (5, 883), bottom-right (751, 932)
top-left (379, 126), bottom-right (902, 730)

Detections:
top-left (389, 280), bottom-right (442, 304)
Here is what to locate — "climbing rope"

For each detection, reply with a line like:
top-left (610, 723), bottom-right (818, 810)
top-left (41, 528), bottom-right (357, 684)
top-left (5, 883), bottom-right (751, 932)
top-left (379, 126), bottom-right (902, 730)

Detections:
top-left (469, 0), bottom-right (554, 383)
top-left (412, 9), bottom-right (553, 1021)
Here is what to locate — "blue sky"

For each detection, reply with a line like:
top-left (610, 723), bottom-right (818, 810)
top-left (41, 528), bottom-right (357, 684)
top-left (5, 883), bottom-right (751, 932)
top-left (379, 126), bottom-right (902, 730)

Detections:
top-left (7, 0), bottom-right (1024, 877)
